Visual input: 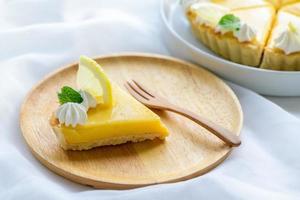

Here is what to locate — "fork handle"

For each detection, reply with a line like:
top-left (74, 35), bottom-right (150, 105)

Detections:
top-left (165, 106), bottom-right (241, 147)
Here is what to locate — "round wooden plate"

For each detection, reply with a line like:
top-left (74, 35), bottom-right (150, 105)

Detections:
top-left (20, 53), bottom-right (243, 189)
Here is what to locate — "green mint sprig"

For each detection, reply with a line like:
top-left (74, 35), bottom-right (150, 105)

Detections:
top-left (57, 86), bottom-right (83, 105)
top-left (218, 14), bottom-right (241, 32)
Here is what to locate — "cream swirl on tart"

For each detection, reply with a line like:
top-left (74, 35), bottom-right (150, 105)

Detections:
top-left (215, 14), bottom-right (257, 42)
top-left (234, 22), bottom-right (257, 42)
top-left (273, 22), bottom-right (300, 55)
top-left (55, 102), bottom-right (87, 127)
top-left (79, 90), bottom-right (97, 109)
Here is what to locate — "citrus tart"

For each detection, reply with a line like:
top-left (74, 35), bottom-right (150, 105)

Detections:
top-left (50, 56), bottom-right (169, 150)
top-left (186, 1), bottom-right (275, 67)
top-left (261, 4), bottom-right (300, 70)
top-left (267, 0), bottom-right (299, 8)
top-left (208, 0), bottom-right (270, 9)
top-left (186, 0), bottom-right (300, 71)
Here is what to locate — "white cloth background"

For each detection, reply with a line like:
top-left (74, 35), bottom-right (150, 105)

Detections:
top-left (0, 0), bottom-right (299, 199)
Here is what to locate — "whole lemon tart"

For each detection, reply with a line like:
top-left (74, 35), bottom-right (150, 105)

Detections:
top-left (186, 1), bottom-right (275, 67)
top-left (186, 0), bottom-right (300, 71)
top-left (51, 56), bottom-right (169, 150)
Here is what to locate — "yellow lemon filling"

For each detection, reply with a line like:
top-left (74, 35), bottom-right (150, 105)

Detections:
top-left (57, 84), bottom-right (169, 145)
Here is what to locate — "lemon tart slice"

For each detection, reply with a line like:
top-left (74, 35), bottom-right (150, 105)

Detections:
top-left (267, 0), bottom-right (299, 9)
top-left (51, 56), bottom-right (169, 150)
top-left (261, 3), bottom-right (300, 70)
top-left (209, 0), bottom-right (271, 9)
top-left (186, 3), bottom-right (275, 66)
top-left (281, 1), bottom-right (300, 15)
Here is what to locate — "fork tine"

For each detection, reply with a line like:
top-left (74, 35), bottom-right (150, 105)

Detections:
top-left (127, 81), bottom-right (153, 99)
top-left (132, 80), bottom-right (155, 97)
top-left (124, 82), bottom-right (149, 103)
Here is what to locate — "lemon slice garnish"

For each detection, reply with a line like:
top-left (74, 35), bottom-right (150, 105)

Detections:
top-left (191, 3), bottom-right (229, 27)
top-left (77, 56), bottom-right (113, 107)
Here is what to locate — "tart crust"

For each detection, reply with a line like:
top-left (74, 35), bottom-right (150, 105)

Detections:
top-left (261, 48), bottom-right (300, 71)
top-left (53, 125), bottom-right (163, 150)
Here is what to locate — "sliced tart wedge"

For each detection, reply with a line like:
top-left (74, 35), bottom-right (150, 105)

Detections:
top-left (261, 4), bottom-right (300, 70)
top-left (209, 0), bottom-right (271, 9)
top-left (51, 57), bottom-right (169, 150)
top-left (186, 4), bottom-right (275, 66)
top-left (52, 84), bottom-right (169, 150)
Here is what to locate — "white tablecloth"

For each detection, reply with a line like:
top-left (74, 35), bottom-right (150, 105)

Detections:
top-left (1, 0), bottom-right (299, 199)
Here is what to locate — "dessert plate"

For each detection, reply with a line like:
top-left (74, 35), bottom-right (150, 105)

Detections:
top-left (20, 53), bottom-right (242, 189)
top-left (160, 0), bottom-right (300, 96)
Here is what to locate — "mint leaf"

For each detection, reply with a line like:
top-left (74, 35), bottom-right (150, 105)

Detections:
top-left (218, 14), bottom-right (241, 32)
top-left (57, 86), bottom-right (83, 104)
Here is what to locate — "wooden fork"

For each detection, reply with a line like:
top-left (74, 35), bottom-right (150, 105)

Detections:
top-left (124, 80), bottom-right (241, 147)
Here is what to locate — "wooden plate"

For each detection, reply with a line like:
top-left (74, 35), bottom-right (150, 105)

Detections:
top-left (20, 53), bottom-right (243, 189)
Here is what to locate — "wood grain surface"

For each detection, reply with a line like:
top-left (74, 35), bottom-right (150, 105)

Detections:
top-left (20, 53), bottom-right (243, 189)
